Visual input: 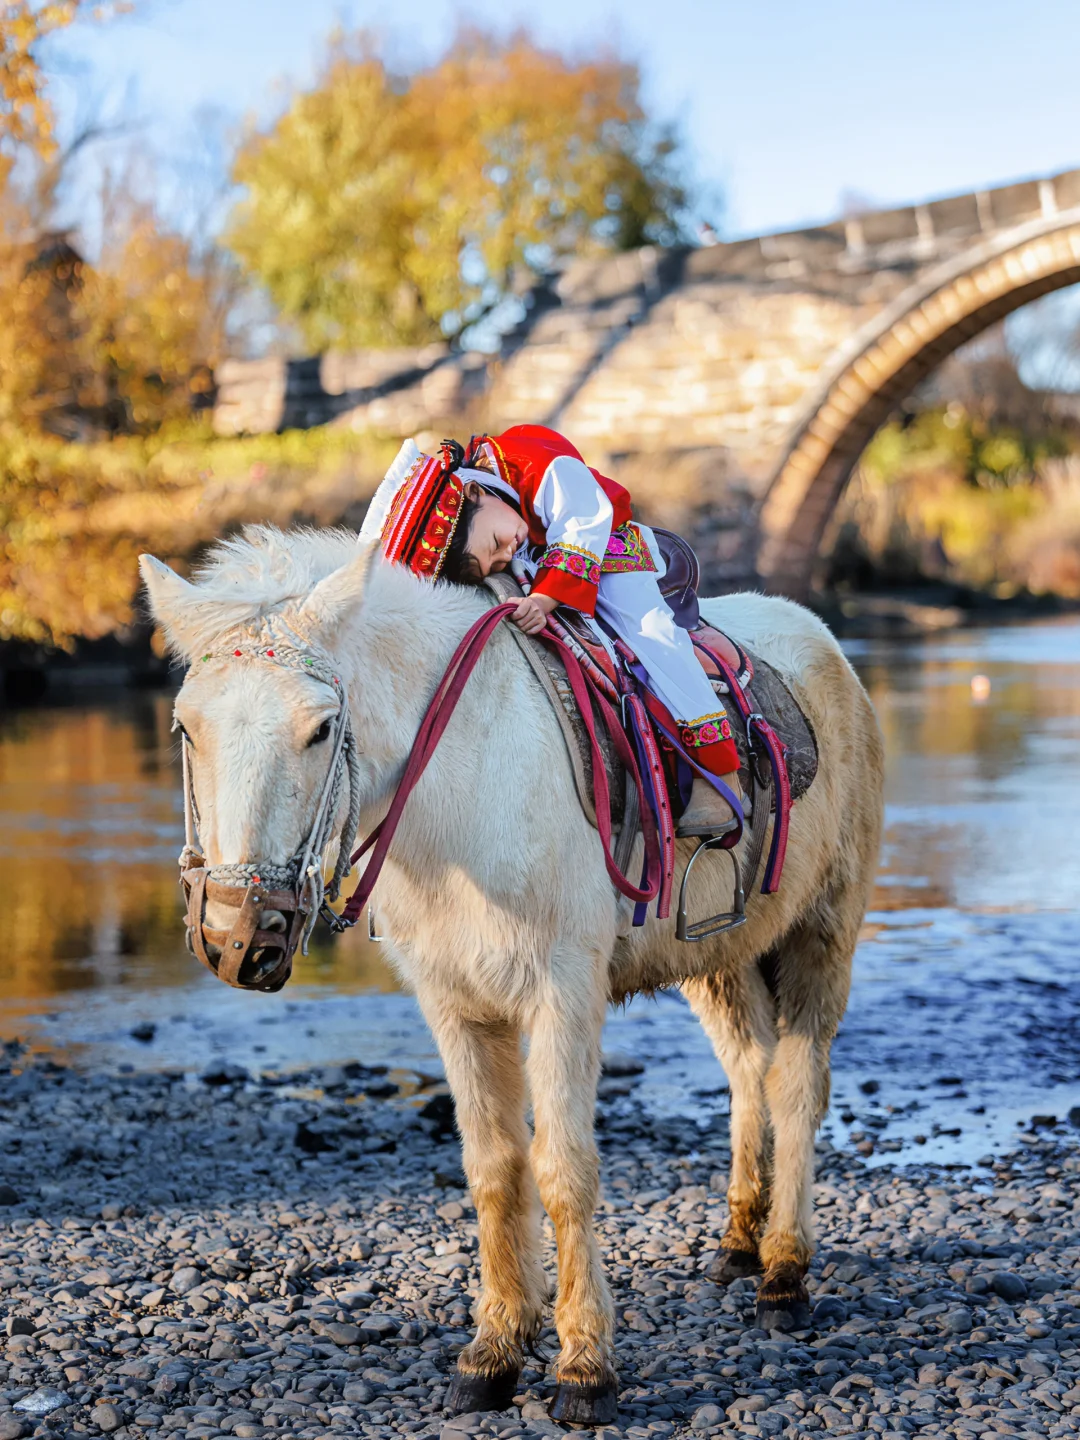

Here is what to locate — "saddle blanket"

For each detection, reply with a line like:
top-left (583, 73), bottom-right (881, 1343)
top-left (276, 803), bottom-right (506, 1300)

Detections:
top-left (484, 574), bottom-right (818, 835)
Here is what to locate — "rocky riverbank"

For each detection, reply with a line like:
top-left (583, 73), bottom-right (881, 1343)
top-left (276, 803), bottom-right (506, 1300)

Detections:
top-left (0, 1051), bottom-right (1078, 1440)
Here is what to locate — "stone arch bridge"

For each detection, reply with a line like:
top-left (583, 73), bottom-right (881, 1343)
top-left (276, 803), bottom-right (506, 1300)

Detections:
top-left (215, 167), bottom-right (1080, 598)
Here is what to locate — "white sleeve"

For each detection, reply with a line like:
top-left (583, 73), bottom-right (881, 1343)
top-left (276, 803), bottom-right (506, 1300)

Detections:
top-left (533, 455), bottom-right (614, 561)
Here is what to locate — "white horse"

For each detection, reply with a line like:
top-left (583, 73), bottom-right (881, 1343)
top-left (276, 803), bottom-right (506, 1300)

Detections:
top-left (141, 526), bottom-right (883, 1426)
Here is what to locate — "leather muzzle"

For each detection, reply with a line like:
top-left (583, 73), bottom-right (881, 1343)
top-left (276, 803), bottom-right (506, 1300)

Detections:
top-left (181, 856), bottom-right (305, 992)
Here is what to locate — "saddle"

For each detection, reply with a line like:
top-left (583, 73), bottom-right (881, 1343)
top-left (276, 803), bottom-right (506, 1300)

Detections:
top-left (485, 528), bottom-right (819, 940)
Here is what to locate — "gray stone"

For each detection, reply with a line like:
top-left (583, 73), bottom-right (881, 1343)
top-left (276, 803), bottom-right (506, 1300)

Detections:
top-left (601, 1052), bottom-right (646, 1078)
top-left (90, 1402), bottom-right (126, 1433)
top-left (200, 1060), bottom-right (250, 1086)
top-left (319, 1321), bottom-right (362, 1346)
top-left (170, 1265), bottom-right (202, 1294)
top-left (923, 1241), bottom-right (954, 1264)
top-left (0, 1418), bottom-right (25, 1440)
top-left (692, 1403), bottom-right (724, 1429)
top-left (990, 1272), bottom-right (1029, 1303)
top-left (727, 1394), bottom-right (768, 1417)
top-left (813, 1297), bottom-right (848, 1325)
top-left (13, 1389), bottom-right (68, 1415)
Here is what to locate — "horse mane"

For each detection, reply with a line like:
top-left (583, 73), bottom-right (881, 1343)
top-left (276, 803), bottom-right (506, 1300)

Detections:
top-left (164, 522), bottom-right (486, 658)
top-left (190, 524), bottom-right (361, 609)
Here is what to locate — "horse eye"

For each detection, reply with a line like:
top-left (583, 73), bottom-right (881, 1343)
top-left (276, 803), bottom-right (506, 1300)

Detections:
top-left (176, 722), bottom-right (194, 749)
top-left (308, 719), bottom-right (332, 747)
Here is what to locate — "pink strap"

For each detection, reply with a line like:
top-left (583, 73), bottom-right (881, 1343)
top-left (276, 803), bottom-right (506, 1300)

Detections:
top-left (338, 604), bottom-right (660, 928)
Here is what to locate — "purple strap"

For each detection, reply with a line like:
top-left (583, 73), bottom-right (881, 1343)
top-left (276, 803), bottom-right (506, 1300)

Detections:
top-left (690, 635), bottom-right (792, 893)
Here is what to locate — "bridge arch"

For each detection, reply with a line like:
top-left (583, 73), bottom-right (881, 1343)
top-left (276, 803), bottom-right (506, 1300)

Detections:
top-left (756, 208), bottom-right (1080, 599)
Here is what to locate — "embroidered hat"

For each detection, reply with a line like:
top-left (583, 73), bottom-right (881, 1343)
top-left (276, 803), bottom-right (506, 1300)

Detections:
top-left (379, 445), bottom-right (465, 580)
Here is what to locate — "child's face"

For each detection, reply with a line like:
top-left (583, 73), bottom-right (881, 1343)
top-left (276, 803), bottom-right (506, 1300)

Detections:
top-left (462, 483), bottom-right (528, 576)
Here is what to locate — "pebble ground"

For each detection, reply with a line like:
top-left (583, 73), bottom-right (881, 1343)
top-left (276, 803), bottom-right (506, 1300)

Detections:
top-left (1, 1044), bottom-right (1078, 1440)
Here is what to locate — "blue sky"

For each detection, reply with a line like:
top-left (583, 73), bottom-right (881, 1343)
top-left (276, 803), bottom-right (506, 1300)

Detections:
top-left (48, 0), bottom-right (1080, 239)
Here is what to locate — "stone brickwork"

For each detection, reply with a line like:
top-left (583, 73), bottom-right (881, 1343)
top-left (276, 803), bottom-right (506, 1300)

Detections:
top-left (213, 168), bottom-right (1080, 595)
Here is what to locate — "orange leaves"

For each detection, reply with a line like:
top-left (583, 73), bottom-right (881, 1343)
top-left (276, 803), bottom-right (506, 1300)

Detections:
top-left (0, 207), bottom-right (227, 439)
top-left (0, 427), bottom-right (397, 648)
top-left (74, 211), bottom-right (228, 432)
top-left (227, 28), bottom-right (686, 350)
top-left (0, 2), bottom-right (126, 157)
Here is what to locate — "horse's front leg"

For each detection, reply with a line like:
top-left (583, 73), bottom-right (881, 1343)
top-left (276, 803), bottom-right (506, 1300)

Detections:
top-left (421, 1005), bottom-right (546, 1413)
top-left (527, 972), bottom-right (617, 1427)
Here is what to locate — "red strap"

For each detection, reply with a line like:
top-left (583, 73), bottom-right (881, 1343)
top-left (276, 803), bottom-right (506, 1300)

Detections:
top-left (624, 692), bottom-right (675, 919)
top-left (337, 603), bottom-right (660, 928)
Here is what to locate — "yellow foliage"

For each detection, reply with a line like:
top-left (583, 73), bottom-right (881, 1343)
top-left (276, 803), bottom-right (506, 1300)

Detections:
top-left (0, 206), bottom-right (229, 437)
top-left (74, 209), bottom-right (230, 431)
top-left (0, 2), bottom-right (125, 159)
top-left (227, 28), bottom-right (686, 349)
top-left (835, 407), bottom-right (1080, 596)
top-left (0, 425), bottom-right (400, 648)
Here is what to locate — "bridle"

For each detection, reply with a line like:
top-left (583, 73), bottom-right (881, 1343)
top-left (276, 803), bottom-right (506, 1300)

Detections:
top-left (178, 601), bottom-right (663, 994)
top-left (177, 616), bottom-right (362, 992)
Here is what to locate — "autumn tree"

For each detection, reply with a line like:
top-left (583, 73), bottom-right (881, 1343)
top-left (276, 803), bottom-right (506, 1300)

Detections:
top-left (1, 2), bottom-right (126, 160)
top-left (226, 29), bottom-right (690, 350)
top-left (0, 3), bottom-right (237, 435)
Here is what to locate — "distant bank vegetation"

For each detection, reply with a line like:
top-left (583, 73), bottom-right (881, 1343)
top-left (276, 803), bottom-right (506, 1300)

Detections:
top-left (829, 393), bottom-right (1080, 602)
top-left (0, 425), bottom-right (397, 649)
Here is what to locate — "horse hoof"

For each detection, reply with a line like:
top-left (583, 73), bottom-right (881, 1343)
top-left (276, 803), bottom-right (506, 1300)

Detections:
top-left (709, 1247), bottom-right (762, 1284)
top-left (755, 1264), bottom-right (812, 1332)
top-left (755, 1294), bottom-right (812, 1331)
top-left (549, 1379), bottom-right (619, 1426)
top-left (445, 1367), bottom-right (519, 1414)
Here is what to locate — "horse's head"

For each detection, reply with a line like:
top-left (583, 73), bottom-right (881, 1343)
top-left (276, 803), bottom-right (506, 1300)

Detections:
top-left (140, 537), bottom-right (377, 991)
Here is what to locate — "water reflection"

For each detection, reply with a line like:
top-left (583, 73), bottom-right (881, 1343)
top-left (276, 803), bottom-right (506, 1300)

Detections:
top-left (855, 617), bottom-right (1080, 913)
top-left (0, 691), bottom-right (394, 1006)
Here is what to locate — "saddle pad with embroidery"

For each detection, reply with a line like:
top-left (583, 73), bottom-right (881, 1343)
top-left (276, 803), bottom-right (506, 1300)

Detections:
top-left (482, 576), bottom-right (817, 829)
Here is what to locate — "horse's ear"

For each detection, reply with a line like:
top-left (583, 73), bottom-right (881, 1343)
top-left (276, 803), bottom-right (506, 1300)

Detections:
top-left (297, 539), bottom-right (380, 643)
top-left (139, 554), bottom-right (204, 658)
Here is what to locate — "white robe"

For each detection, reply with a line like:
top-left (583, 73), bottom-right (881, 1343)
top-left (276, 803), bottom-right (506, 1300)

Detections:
top-left (511, 456), bottom-right (726, 731)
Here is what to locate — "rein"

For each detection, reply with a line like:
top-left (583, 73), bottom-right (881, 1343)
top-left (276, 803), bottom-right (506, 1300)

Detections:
top-left (332, 601), bottom-right (662, 932)
top-left (180, 600), bottom-right (662, 988)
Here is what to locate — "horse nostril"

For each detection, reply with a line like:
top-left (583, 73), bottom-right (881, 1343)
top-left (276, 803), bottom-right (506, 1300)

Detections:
top-left (259, 909), bottom-right (288, 934)
top-left (188, 928), bottom-right (222, 964)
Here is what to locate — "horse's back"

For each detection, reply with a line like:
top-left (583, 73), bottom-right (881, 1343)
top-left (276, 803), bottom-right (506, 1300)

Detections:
top-left (698, 590), bottom-right (882, 774)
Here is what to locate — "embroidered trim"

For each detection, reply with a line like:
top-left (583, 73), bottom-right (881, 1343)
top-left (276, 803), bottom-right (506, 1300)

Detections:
top-left (679, 710), bottom-right (734, 749)
top-left (539, 541), bottom-right (602, 588)
top-left (602, 522), bottom-right (657, 574)
top-left (381, 457), bottom-right (464, 580)
top-left (477, 435), bottom-right (513, 485)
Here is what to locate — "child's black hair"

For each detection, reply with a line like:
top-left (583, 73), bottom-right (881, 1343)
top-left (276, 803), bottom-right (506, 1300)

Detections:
top-left (441, 493), bottom-right (485, 585)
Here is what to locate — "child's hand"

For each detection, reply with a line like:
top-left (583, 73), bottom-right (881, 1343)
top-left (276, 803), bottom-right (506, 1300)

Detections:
top-left (512, 593), bottom-right (558, 635)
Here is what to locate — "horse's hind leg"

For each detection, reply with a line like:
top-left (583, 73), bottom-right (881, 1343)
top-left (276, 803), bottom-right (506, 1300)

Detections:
top-left (526, 971), bottom-right (617, 1427)
top-left (684, 963), bottom-right (778, 1282)
top-left (422, 1007), bottom-right (546, 1413)
top-left (755, 883), bottom-right (857, 1331)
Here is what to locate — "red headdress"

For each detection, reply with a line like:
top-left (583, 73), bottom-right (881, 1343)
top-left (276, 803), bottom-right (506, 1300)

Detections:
top-left (379, 442), bottom-right (465, 580)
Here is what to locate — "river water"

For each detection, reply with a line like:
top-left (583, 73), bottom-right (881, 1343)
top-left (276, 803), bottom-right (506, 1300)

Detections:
top-left (4, 617), bottom-right (1080, 1168)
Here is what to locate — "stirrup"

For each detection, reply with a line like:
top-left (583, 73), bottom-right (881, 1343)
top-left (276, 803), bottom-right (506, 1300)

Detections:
top-left (676, 838), bottom-right (746, 942)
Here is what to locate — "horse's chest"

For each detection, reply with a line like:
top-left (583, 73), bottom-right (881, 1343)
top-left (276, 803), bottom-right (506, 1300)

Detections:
top-left (379, 877), bottom-right (547, 1011)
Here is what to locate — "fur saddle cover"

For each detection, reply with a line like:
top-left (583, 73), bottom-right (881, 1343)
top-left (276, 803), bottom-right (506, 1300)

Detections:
top-left (483, 573), bottom-right (819, 847)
